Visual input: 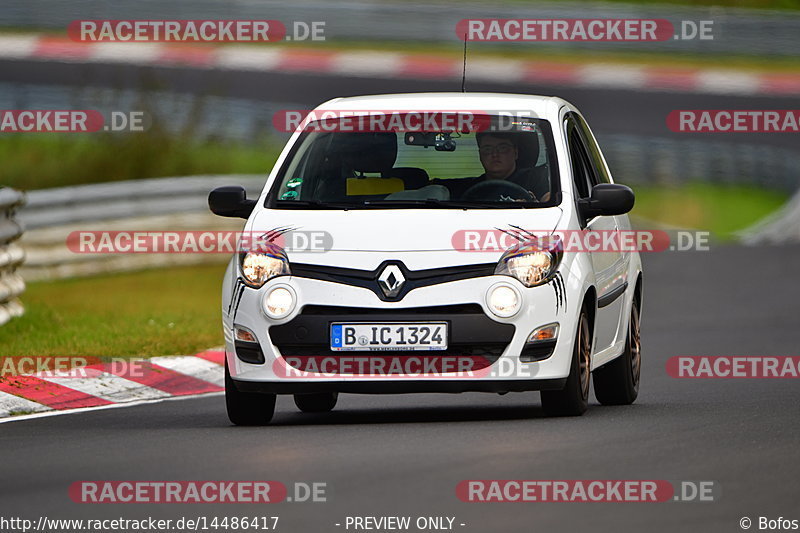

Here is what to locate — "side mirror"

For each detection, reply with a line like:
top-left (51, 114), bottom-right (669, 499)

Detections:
top-left (208, 186), bottom-right (256, 219)
top-left (578, 183), bottom-right (634, 218)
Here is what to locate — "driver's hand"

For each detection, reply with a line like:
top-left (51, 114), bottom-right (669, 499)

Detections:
top-left (514, 190), bottom-right (538, 202)
top-left (517, 191), bottom-right (551, 202)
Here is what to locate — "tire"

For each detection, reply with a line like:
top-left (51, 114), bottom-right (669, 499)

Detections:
top-left (225, 360), bottom-right (276, 426)
top-left (294, 392), bottom-right (338, 413)
top-left (593, 297), bottom-right (641, 406)
top-left (540, 307), bottom-right (591, 416)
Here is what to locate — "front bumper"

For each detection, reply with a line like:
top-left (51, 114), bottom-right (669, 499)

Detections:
top-left (225, 273), bottom-right (576, 393)
top-left (233, 378), bottom-right (568, 394)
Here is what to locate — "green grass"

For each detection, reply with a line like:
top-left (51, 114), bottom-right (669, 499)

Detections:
top-left (0, 264), bottom-right (227, 358)
top-left (632, 182), bottom-right (788, 239)
top-left (1, 133), bottom-right (280, 191)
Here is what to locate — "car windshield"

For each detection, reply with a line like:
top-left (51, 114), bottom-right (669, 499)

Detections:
top-left (269, 114), bottom-right (559, 209)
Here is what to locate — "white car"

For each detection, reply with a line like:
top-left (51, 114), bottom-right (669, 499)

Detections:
top-left (210, 93), bottom-right (642, 425)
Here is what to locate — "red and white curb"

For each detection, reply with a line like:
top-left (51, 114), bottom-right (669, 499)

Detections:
top-left (1, 34), bottom-right (798, 97)
top-left (0, 349), bottom-right (224, 421)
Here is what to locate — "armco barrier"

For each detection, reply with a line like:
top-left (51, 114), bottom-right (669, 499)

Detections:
top-left (17, 176), bottom-right (265, 281)
top-left (0, 187), bottom-right (27, 326)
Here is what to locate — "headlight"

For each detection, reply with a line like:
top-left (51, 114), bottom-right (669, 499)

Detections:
top-left (486, 284), bottom-right (521, 318)
top-left (264, 286), bottom-right (296, 319)
top-left (495, 237), bottom-right (563, 287)
top-left (240, 245), bottom-right (290, 288)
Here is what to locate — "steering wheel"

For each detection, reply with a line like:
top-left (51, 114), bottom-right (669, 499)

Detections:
top-left (462, 180), bottom-right (534, 202)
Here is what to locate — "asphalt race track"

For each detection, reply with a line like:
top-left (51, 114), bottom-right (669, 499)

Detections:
top-left (2, 58), bottom-right (799, 150)
top-left (2, 245), bottom-right (798, 533)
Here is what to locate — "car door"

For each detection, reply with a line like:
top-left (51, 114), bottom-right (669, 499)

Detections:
top-left (565, 114), bottom-right (626, 354)
top-left (573, 113), bottom-right (632, 348)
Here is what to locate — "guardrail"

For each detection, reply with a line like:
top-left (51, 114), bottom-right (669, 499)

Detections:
top-left (18, 176), bottom-right (265, 281)
top-left (18, 175), bottom-right (266, 230)
top-left (0, 187), bottom-right (27, 325)
top-left (602, 134), bottom-right (800, 193)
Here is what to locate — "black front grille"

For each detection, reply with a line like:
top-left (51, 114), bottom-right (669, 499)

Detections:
top-left (278, 344), bottom-right (505, 359)
top-left (290, 261), bottom-right (496, 301)
top-left (299, 304), bottom-right (484, 315)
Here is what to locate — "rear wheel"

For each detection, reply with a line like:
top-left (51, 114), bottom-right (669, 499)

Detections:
top-left (540, 308), bottom-right (591, 416)
top-left (593, 297), bottom-right (641, 405)
top-left (294, 392), bottom-right (338, 413)
top-left (225, 360), bottom-right (276, 425)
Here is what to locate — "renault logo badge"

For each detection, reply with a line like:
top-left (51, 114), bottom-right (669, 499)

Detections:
top-left (378, 265), bottom-right (405, 298)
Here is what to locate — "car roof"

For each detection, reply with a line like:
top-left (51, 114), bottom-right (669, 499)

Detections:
top-left (313, 92), bottom-right (570, 121)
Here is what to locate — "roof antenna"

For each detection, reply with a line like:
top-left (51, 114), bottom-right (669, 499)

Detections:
top-left (461, 32), bottom-right (468, 93)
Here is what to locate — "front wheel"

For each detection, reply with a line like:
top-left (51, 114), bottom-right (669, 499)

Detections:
top-left (294, 392), bottom-right (338, 413)
top-left (225, 360), bottom-right (276, 426)
top-left (540, 308), bottom-right (591, 416)
top-left (593, 297), bottom-right (641, 405)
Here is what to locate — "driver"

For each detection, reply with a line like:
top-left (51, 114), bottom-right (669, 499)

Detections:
top-left (431, 132), bottom-right (550, 202)
top-left (474, 132), bottom-right (550, 201)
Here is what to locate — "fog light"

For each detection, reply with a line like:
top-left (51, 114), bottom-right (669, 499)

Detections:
top-left (487, 284), bottom-right (521, 318)
top-left (264, 286), bottom-right (296, 319)
top-left (527, 323), bottom-right (559, 343)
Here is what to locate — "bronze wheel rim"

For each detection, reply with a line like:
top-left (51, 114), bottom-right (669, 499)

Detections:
top-left (578, 314), bottom-right (591, 401)
top-left (630, 304), bottom-right (641, 387)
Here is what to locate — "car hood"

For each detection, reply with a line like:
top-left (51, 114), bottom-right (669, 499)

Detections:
top-left (250, 207), bottom-right (563, 262)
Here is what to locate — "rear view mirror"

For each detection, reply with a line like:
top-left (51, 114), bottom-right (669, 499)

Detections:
top-left (404, 132), bottom-right (456, 151)
top-left (578, 184), bottom-right (634, 218)
top-left (208, 186), bottom-right (256, 219)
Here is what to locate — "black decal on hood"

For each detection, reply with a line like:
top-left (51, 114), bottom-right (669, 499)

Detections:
top-left (260, 225), bottom-right (299, 244)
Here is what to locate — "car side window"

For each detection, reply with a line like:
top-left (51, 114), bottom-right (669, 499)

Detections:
top-left (574, 114), bottom-right (611, 184)
top-left (566, 121), bottom-right (593, 199)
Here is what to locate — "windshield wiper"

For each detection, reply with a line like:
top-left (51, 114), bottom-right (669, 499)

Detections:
top-left (275, 200), bottom-right (355, 209)
top-left (369, 199), bottom-right (534, 209)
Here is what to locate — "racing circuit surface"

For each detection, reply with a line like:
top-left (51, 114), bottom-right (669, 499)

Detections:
top-left (1, 245), bottom-right (798, 532)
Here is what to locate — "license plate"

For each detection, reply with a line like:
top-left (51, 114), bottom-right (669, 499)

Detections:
top-left (330, 323), bottom-right (448, 351)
